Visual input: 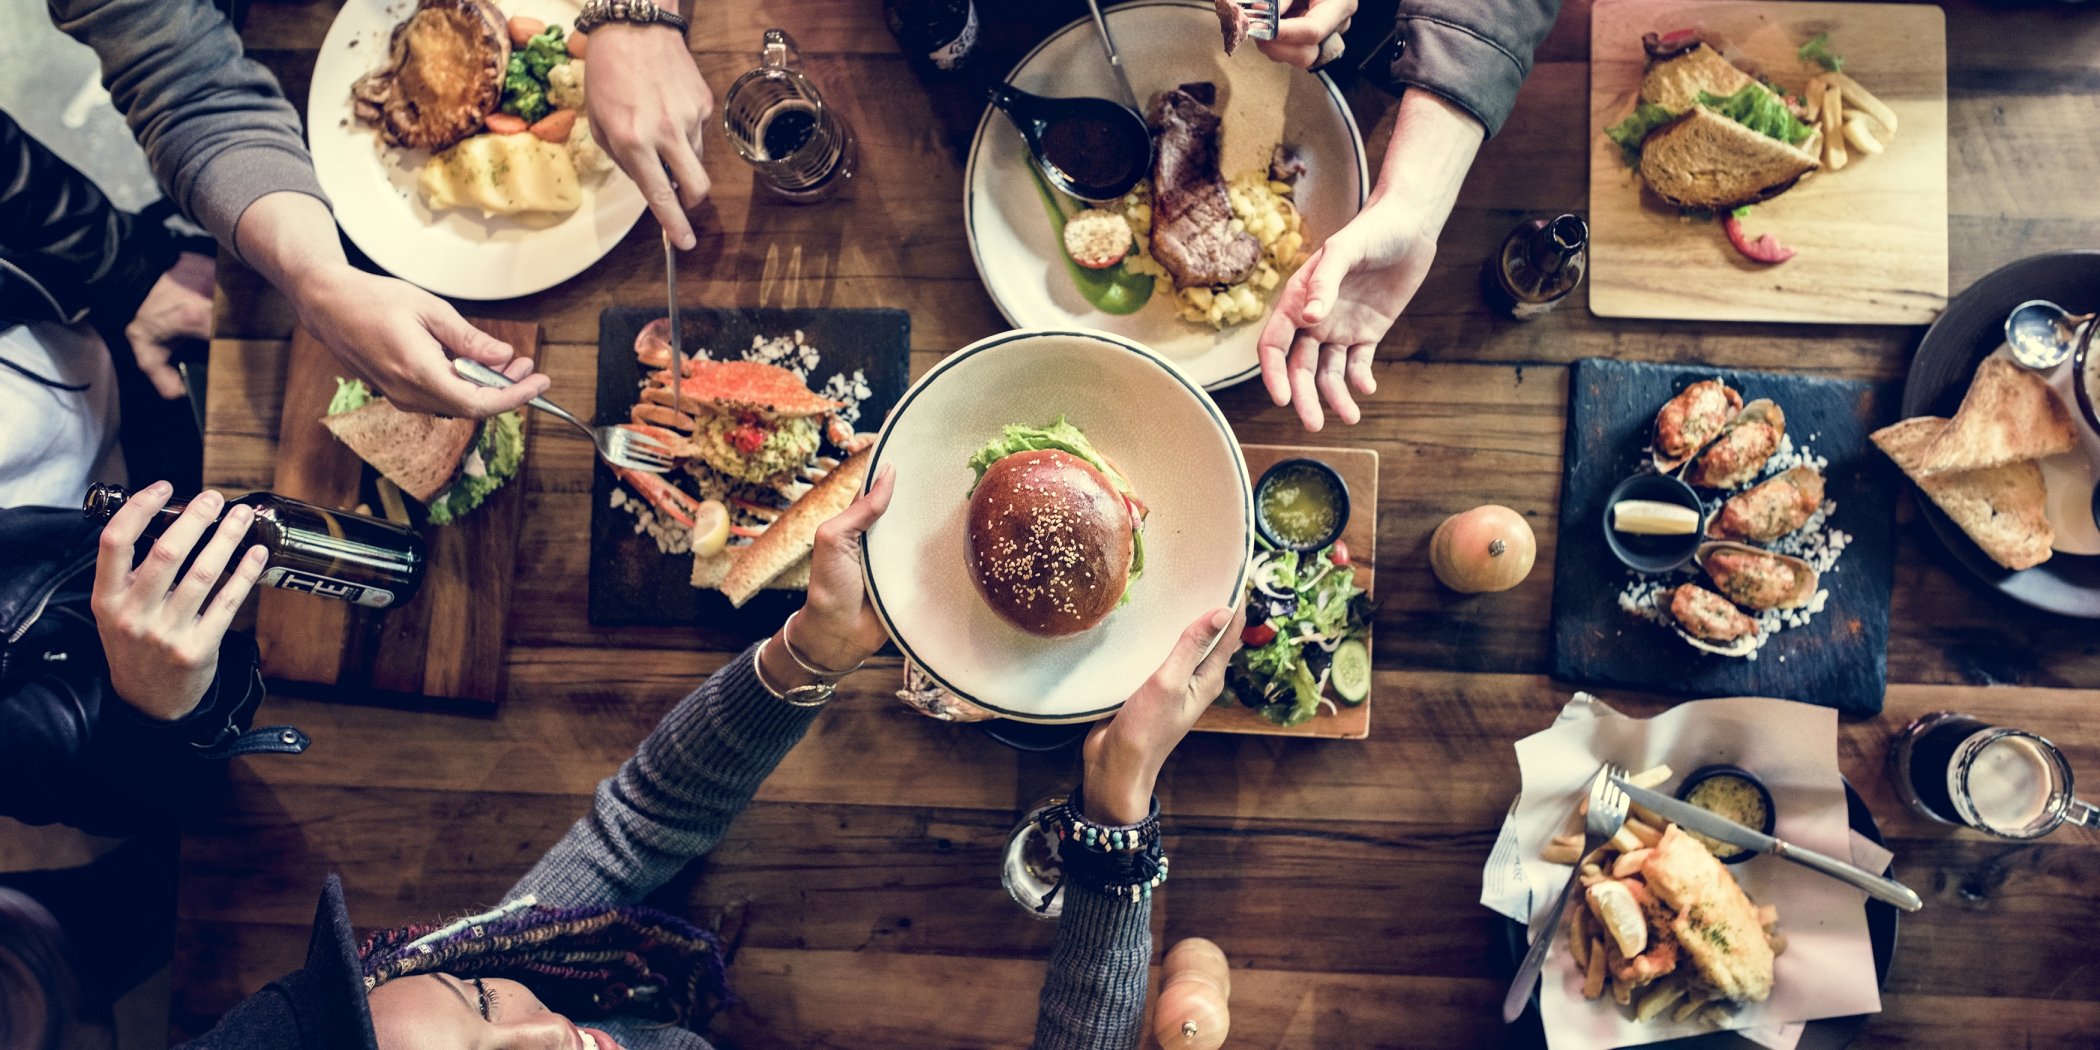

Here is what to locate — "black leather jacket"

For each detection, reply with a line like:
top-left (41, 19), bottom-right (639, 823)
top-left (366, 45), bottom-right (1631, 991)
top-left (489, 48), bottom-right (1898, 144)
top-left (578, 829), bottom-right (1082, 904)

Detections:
top-left (0, 506), bottom-right (306, 836)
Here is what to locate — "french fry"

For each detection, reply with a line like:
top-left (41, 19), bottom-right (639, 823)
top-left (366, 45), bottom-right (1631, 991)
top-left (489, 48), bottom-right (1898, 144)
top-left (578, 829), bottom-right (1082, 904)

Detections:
top-left (1609, 825), bottom-right (1645, 854)
top-left (1612, 973), bottom-right (1634, 1007)
top-left (1542, 839), bottom-right (1582, 866)
top-left (1698, 1003), bottom-right (1732, 1027)
top-left (1628, 801), bottom-right (1667, 829)
top-left (1611, 848), bottom-right (1654, 879)
top-left (1821, 84), bottom-right (1848, 171)
top-left (1799, 74), bottom-right (1828, 123)
top-left (1800, 128), bottom-right (1823, 164)
top-left (1583, 944), bottom-right (1607, 999)
top-left (1768, 930), bottom-right (1789, 956)
top-left (1828, 71), bottom-right (1897, 136)
top-left (1757, 904), bottom-right (1779, 931)
top-left (1625, 818), bottom-right (1664, 848)
top-left (1636, 981), bottom-right (1686, 1022)
top-left (1844, 115), bottom-right (1886, 155)
top-left (1569, 907), bottom-right (1591, 970)
top-left (1579, 868), bottom-right (1609, 888)
top-left (1672, 988), bottom-right (1713, 1022)
top-left (1627, 764), bottom-right (1674, 790)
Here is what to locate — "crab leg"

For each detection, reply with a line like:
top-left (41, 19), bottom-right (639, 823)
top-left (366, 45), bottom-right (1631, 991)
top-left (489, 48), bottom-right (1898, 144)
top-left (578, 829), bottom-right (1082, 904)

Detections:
top-left (615, 466), bottom-right (701, 528)
top-left (632, 403), bottom-right (698, 434)
top-left (634, 317), bottom-right (675, 369)
top-left (732, 497), bottom-right (783, 522)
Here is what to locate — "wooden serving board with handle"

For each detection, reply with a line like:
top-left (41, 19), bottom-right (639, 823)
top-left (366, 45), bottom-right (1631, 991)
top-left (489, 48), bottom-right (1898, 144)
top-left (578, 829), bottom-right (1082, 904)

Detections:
top-left (1587, 0), bottom-right (1948, 324)
top-left (253, 320), bottom-right (537, 705)
top-left (1194, 444), bottom-right (1376, 741)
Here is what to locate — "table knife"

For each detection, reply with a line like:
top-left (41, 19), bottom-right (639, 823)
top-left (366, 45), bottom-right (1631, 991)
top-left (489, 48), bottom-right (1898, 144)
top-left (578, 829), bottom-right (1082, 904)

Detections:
top-left (662, 229), bottom-right (685, 422)
top-left (1613, 777), bottom-right (1923, 912)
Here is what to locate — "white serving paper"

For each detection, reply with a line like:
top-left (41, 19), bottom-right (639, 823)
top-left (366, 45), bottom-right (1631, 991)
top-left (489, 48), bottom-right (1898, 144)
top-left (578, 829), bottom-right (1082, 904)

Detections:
top-left (1480, 694), bottom-right (1884, 1050)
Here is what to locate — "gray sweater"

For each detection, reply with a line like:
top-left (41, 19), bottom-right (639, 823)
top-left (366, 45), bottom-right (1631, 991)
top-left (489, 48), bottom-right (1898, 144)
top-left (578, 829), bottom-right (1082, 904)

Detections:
top-left (49, 0), bottom-right (329, 252)
top-left (505, 645), bottom-right (1154, 1050)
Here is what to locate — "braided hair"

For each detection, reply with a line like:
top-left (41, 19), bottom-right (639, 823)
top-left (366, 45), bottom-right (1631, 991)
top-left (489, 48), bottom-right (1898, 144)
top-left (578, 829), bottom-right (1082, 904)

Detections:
top-left (357, 897), bottom-right (730, 1030)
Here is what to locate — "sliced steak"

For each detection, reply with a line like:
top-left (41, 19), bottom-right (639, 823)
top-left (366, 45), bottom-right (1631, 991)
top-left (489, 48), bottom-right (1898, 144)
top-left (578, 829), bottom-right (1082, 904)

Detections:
top-left (351, 0), bottom-right (508, 152)
top-left (1213, 0), bottom-right (1251, 54)
top-left (1146, 85), bottom-right (1261, 290)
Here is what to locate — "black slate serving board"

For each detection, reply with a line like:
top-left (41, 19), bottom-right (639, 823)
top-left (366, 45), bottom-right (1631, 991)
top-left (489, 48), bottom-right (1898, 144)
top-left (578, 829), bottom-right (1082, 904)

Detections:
top-left (588, 306), bottom-right (910, 631)
top-left (1549, 359), bottom-right (1900, 716)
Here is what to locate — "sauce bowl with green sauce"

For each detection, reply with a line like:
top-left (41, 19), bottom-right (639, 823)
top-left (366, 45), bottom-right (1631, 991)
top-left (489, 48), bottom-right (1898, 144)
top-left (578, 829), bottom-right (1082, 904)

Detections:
top-left (1254, 459), bottom-right (1350, 551)
top-left (1676, 764), bottom-right (1778, 864)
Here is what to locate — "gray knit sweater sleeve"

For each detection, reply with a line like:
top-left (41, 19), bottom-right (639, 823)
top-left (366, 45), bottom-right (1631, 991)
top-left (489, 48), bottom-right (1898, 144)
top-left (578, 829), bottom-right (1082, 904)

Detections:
top-left (503, 645), bottom-right (820, 906)
top-left (47, 0), bottom-right (328, 250)
top-left (1032, 885), bottom-right (1153, 1050)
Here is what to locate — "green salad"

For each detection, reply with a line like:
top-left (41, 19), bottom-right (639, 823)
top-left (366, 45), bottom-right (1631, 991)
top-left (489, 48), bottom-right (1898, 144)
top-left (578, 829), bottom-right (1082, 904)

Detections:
top-left (328, 378), bottom-right (522, 526)
top-left (1224, 539), bottom-right (1373, 727)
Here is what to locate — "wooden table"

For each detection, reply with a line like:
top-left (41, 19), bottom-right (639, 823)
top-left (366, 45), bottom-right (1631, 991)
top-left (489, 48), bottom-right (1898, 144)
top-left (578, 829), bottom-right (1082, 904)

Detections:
top-left (185, 1), bottom-right (2100, 1045)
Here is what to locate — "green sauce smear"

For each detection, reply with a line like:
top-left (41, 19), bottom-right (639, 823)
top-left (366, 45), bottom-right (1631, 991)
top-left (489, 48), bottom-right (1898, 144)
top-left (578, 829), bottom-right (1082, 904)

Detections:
top-left (1023, 154), bottom-right (1154, 315)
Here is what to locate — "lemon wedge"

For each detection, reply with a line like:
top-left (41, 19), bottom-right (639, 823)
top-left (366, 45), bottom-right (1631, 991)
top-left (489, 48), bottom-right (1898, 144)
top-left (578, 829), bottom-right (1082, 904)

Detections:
top-left (1613, 499), bottom-right (1700, 536)
top-left (692, 500), bottom-right (731, 556)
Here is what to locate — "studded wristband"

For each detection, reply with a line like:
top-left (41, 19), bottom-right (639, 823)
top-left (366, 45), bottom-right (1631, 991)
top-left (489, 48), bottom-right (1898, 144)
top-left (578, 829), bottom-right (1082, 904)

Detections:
top-left (574, 0), bottom-right (690, 37)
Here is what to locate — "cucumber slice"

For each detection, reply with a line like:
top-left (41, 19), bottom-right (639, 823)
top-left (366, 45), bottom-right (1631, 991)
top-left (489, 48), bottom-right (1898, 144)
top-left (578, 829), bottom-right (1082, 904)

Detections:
top-left (1329, 638), bottom-right (1371, 704)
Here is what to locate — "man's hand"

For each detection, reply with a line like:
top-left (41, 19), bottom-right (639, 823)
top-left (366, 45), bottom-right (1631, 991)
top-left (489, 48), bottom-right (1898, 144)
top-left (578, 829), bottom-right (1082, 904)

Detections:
top-left (586, 20), bottom-right (714, 250)
top-left (1081, 603), bottom-right (1247, 824)
top-left (234, 192), bottom-right (549, 419)
top-left (91, 482), bottom-right (269, 721)
top-left (786, 463), bottom-right (895, 674)
top-left (1255, 0), bottom-right (1355, 69)
top-left (1255, 90), bottom-right (1485, 431)
top-left (289, 264), bottom-right (549, 418)
top-left (125, 251), bottom-right (215, 400)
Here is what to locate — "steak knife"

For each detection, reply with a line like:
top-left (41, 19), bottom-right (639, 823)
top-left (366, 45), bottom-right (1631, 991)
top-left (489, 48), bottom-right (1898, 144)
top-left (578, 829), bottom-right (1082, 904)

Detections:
top-left (1613, 777), bottom-right (1923, 912)
top-left (663, 229), bottom-right (685, 421)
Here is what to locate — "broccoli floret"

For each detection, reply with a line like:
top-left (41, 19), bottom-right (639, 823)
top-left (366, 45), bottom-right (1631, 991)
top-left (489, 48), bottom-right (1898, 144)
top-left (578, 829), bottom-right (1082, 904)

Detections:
top-left (499, 27), bottom-right (570, 122)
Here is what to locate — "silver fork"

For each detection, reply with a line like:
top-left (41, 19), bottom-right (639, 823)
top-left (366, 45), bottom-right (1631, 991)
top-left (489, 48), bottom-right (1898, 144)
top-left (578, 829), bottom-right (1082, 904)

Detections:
top-left (1502, 763), bottom-right (1629, 1023)
top-left (450, 358), bottom-right (676, 473)
top-left (1230, 0), bottom-right (1281, 41)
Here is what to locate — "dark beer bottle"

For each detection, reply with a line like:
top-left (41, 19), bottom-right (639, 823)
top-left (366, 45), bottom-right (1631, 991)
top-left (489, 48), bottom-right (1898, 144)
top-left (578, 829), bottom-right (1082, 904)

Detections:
top-left (884, 0), bottom-right (977, 72)
top-left (1484, 213), bottom-right (1588, 319)
top-left (82, 483), bottom-right (425, 609)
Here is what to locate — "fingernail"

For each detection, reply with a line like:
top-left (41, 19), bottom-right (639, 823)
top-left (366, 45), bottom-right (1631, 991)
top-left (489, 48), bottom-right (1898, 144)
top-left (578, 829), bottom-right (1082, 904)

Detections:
top-left (1307, 299), bottom-right (1324, 314)
top-left (148, 480), bottom-right (172, 496)
top-left (1210, 607), bottom-right (1233, 632)
top-left (199, 490), bottom-right (224, 510)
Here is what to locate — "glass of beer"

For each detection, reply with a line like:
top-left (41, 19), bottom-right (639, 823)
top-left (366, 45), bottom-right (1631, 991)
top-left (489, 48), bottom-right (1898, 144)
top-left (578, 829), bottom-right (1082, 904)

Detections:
top-left (720, 29), bottom-right (857, 202)
top-left (1890, 712), bottom-right (2097, 838)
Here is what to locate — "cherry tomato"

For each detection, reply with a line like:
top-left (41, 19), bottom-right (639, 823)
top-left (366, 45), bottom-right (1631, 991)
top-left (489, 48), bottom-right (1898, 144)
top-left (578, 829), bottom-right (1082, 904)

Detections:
top-left (1328, 541), bottom-right (1351, 567)
top-left (1241, 623), bottom-right (1277, 647)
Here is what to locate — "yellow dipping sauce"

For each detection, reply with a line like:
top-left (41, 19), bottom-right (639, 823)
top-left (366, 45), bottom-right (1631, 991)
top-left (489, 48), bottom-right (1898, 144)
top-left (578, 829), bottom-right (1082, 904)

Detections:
top-left (1684, 773), bottom-right (1770, 860)
top-left (1257, 464), bottom-right (1343, 549)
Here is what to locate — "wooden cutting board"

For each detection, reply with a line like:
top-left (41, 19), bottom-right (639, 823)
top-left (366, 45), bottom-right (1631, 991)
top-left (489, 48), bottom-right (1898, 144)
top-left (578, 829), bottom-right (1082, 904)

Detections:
top-left (253, 321), bottom-right (537, 705)
top-left (1194, 444), bottom-right (1376, 740)
top-left (1587, 0), bottom-right (1948, 324)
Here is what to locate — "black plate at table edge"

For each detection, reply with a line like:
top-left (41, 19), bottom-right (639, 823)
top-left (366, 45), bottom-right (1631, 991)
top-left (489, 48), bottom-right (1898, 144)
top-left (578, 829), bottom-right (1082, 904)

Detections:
top-left (1900, 250), bottom-right (2100, 619)
top-left (1499, 778), bottom-right (1898, 1050)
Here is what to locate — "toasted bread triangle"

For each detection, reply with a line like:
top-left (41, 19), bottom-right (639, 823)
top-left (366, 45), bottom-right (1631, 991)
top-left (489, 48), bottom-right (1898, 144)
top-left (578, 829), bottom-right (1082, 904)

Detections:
top-left (320, 400), bottom-right (477, 503)
top-left (1918, 357), bottom-right (2077, 475)
top-left (716, 444), bottom-right (875, 607)
top-left (1873, 415), bottom-right (2054, 571)
top-left (1639, 44), bottom-right (1759, 113)
top-left (1638, 107), bottom-right (1820, 210)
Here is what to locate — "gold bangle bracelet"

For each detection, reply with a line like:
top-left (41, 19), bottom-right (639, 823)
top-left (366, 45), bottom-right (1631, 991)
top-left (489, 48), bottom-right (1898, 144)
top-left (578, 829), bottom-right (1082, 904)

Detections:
top-left (780, 609), bottom-right (866, 679)
top-left (753, 635), bottom-right (835, 707)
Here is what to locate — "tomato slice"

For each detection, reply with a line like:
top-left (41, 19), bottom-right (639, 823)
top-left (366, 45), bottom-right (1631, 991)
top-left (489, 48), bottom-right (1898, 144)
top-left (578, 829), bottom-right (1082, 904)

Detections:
top-left (1722, 215), bottom-right (1797, 265)
top-left (1241, 623), bottom-right (1278, 647)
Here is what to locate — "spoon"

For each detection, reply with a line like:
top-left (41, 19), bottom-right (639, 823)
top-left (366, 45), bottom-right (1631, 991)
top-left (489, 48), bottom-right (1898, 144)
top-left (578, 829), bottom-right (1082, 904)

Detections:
top-left (987, 82), bottom-right (1151, 203)
top-left (2004, 299), bottom-right (2094, 371)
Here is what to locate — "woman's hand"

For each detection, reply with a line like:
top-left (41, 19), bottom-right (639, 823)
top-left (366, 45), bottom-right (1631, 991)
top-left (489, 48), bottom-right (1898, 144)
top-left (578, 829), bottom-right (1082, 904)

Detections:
top-left (585, 20), bottom-right (714, 250)
top-left (90, 482), bottom-right (269, 721)
top-left (1254, 0), bottom-right (1355, 69)
top-left (1081, 603), bottom-right (1248, 824)
top-left (125, 251), bottom-right (214, 400)
top-left (781, 464), bottom-right (895, 676)
top-left (1255, 89), bottom-right (1485, 431)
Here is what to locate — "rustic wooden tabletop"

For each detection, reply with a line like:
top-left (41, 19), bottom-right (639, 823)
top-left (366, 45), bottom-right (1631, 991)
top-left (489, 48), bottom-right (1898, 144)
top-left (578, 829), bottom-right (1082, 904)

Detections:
top-left (189, 1), bottom-right (2100, 1046)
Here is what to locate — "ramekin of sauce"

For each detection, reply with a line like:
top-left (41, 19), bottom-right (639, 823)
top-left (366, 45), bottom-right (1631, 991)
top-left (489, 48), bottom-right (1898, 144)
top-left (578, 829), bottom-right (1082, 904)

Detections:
top-left (1675, 765), bottom-right (1777, 864)
top-left (1253, 459), bottom-right (1350, 551)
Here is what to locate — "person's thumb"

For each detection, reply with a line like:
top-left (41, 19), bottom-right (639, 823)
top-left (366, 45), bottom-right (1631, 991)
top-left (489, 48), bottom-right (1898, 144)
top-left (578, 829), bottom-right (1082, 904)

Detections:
top-left (821, 462), bottom-right (893, 549)
top-left (1300, 233), bottom-right (1357, 326)
top-left (1156, 604), bottom-right (1238, 690)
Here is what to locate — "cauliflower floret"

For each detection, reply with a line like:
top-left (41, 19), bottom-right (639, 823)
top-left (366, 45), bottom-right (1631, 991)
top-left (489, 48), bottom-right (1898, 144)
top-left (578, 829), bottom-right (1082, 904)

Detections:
top-left (567, 115), bottom-right (614, 176)
top-left (548, 61), bottom-right (587, 111)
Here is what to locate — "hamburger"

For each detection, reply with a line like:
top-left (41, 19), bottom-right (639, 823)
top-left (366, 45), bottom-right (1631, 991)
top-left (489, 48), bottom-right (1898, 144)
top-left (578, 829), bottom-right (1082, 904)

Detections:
top-left (964, 418), bottom-right (1147, 637)
top-left (322, 378), bottom-right (523, 525)
top-left (1609, 42), bottom-right (1820, 210)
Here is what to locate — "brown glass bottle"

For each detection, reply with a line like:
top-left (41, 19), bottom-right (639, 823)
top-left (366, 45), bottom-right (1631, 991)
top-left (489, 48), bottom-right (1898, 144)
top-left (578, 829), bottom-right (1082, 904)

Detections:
top-left (1484, 213), bottom-right (1588, 319)
top-left (82, 483), bottom-right (425, 609)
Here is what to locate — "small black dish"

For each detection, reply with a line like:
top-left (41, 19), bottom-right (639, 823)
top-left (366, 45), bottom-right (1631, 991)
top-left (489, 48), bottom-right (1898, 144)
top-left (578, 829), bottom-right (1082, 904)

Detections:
top-left (978, 719), bottom-right (1093, 753)
top-left (1253, 458), bottom-right (1351, 552)
top-left (1676, 763), bottom-right (1778, 864)
top-left (1602, 473), bottom-right (1704, 573)
top-left (986, 83), bottom-right (1152, 203)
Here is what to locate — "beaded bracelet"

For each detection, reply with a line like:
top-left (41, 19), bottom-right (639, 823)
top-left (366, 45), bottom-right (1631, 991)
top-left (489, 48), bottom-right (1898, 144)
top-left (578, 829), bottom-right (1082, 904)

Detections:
top-left (1038, 790), bottom-right (1163, 855)
top-left (1038, 790), bottom-right (1170, 900)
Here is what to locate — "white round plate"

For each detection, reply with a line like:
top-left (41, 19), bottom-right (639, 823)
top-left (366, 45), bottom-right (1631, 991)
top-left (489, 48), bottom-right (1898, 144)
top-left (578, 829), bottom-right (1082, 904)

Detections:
top-left (307, 0), bottom-right (646, 300)
top-left (861, 329), bottom-right (1253, 722)
top-left (964, 0), bottom-right (1368, 392)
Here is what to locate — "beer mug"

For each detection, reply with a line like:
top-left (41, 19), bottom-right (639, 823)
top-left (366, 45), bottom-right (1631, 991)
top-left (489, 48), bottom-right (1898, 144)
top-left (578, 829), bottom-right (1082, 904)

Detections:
top-left (720, 29), bottom-right (857, 201)
top-left (1891, 712), bottom-right (2098, 838)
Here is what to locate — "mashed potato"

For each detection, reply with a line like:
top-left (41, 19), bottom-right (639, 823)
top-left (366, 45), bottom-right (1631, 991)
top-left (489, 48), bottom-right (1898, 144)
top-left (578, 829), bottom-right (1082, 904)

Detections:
top-left (1116, 170), bottom-right (1308, 329)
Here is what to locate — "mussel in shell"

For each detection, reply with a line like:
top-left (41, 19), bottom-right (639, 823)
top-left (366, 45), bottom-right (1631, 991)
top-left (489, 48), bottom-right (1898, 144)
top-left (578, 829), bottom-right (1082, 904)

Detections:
top-left (1707, 465), bottom-right (1825, 542)
top-left (1667, 582), bottom-right (1761, 656)
top-left (1653, 379), bottom-right (1745, 472)
top-left (1684, 400), bottom-right (1786, 490)
top-left (1695, 541), bottom-right (1818, 611)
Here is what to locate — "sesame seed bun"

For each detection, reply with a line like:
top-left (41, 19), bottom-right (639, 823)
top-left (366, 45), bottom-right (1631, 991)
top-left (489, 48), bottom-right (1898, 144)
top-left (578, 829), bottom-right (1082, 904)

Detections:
top-left (966, 450), bottom-right (1136, 636)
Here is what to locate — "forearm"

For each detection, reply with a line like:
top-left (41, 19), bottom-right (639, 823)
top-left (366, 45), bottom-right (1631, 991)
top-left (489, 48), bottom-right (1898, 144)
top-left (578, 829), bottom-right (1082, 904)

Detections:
top-left (1032, 885), bottom-right (1154, 1050)
top-left (1365, 90), bottom-right (1484, 229)
top-left (49, 0), bottom-right (327, 250)
top-left (504, 643), bottom-right (824, 907)
top-left (232, 192), bottom-right (353, 302)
